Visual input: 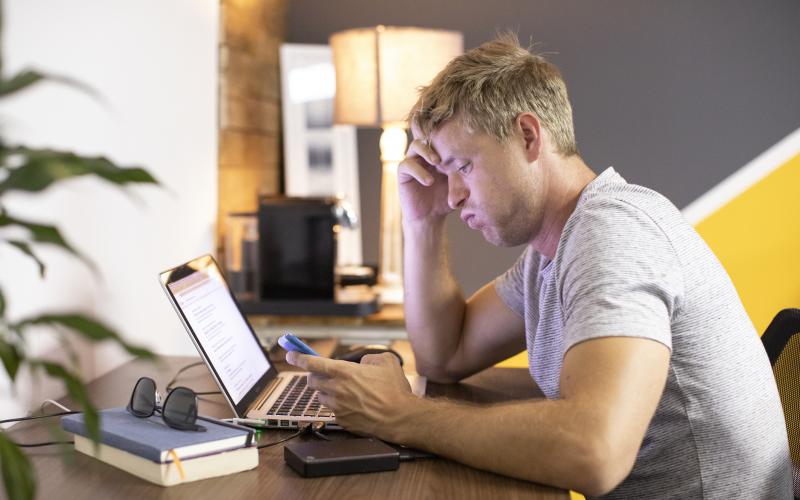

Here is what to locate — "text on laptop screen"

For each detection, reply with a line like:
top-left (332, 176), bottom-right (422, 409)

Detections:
top-left (167, 263), bottom-right (269, 404)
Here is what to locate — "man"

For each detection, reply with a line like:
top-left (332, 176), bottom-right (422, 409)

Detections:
top-left (286, 34), bottom-right (792, 498)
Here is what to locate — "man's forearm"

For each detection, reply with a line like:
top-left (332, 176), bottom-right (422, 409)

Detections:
top-left (402, 218), bottom-right (466, 379)
top-left (384, 396), bottom-right (615, 496)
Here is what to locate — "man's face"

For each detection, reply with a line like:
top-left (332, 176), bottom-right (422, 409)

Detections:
top-left (428, 118), bottom-right (543, 247)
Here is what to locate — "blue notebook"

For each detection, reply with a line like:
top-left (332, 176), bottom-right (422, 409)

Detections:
top-left (62, 408), bottom-right (253, 463)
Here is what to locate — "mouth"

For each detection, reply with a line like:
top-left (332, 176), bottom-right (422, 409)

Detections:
top-left (461, 213), bottom-right (477, 229)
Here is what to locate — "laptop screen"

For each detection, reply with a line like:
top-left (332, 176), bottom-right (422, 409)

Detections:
top-left (161, 255), bottom-right (271, 406)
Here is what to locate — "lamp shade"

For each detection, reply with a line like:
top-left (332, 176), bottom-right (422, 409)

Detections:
top-left (330, 26), bottom-right (463, 127)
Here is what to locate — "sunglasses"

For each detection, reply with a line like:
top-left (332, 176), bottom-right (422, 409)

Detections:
top-left (126, 376), bottom-right (206, 432)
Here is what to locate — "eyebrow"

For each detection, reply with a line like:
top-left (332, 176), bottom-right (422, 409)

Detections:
top-left (440, 155), bottom-right (458, 166)
top-left (432, 156), bottom-right (459, 176)
top-left (439, 155), bottom-right (469, 170)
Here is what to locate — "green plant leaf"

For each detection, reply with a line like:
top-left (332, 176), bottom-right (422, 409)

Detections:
top-left (0, 68), bottom-right (103, 103)
top-left (0, 339), bottom-right (21, 380)
top-left (0, 214), bottom-right (74, 248)
top-left (14, 314), bottom-right (156, 360)
top-left (0, 146), bottom-right (158, 194)
top-left (0, 215), bottom-right (88, 274)
top-left (0, 430), bottom-right (36, 500)
top-left (31, 360), bottom-right (101, 445)
top-left (0, 69), bottom-right (43, 98)
top-left (5, 240), bottom-right (46, 277)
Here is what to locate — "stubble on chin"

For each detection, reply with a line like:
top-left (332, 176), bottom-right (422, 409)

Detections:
top-left (485, 218), bottom-right (533, 248)
top-left (480, 224), bottom-right (512, 248)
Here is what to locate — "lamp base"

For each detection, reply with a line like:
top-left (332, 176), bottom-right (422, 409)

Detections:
top-left (377, 126), bottom-right (407, 306)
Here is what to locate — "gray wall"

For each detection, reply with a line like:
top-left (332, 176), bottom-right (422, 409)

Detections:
top-left (287, 0), bottom-right (800, 296)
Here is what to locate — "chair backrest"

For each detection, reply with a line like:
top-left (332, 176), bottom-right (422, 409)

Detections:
top-left (762, 308), bottom-right (800, 498)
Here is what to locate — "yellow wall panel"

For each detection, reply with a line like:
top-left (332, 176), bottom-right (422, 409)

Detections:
top-left (497, 351), bottom-right (528, 368)
top-left (695, 153), bottom-right (800, 334)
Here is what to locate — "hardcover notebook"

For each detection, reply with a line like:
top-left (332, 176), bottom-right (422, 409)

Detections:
top-left (62, 408), bottom-right (258, 486)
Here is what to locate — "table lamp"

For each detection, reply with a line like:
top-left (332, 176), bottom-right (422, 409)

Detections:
top-left (330, 26), bottom-right (463, 303)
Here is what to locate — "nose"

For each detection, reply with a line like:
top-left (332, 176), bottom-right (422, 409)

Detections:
top-left (447, 174), bottom-right (468, 210)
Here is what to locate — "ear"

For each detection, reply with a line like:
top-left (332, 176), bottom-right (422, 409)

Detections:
top-left (516, 113), bottom-right (542, 162)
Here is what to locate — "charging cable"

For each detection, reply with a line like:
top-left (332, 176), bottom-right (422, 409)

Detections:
top-left (310, 421), bottom-right (331, 441)
top-left (256, 421), bottom-right (315, 449)
top-left (1, 401), bottom-right (78, 448)
top-left (166, 361), bottom-right (221, 396)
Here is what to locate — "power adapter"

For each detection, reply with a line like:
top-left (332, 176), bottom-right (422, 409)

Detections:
top-left (284, 438), bottom-right (400, 477)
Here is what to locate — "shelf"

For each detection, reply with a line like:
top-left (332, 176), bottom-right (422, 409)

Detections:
top-left (239, 297), bottom-right (379, 317)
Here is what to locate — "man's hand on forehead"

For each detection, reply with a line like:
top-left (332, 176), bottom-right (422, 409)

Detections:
top-left (410, 119), bottom-right (424, 142)
top-left (410, 122), bottom-right (438, 156)
top-left (403, 137), bottom-right (441, 183)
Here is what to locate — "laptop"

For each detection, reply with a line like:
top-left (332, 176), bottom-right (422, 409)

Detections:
top-left (159, 254), bottom-right (425, 430)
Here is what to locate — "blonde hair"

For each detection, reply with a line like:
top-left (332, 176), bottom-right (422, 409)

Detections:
top-left (408, 32), bottom-right (578, 157)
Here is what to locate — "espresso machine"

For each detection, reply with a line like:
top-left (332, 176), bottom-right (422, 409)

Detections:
top-left (225, 196), bottom-right (376, 315)
top-left (258, 196), bottom-right (339, 300)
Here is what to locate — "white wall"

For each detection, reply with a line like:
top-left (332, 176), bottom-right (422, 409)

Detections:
top-left (0, 0), bottom-right (219, 420)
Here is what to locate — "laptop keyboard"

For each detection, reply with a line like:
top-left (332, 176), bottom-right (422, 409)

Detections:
top-left (268, 375), bottom-right (332, 418)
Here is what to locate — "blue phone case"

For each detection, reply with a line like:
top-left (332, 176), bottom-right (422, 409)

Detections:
top-left (278, 334), bottom-right (320, 356)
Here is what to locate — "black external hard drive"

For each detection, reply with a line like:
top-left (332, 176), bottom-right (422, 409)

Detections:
top-left (284, 438), bottom-right (400, 477)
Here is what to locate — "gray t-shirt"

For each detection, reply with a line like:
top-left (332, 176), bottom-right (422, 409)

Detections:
top-left (495, 167), bottom-right (792, 499)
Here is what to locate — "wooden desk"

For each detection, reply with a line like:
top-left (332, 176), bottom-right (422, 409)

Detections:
top-left (7, 350), bottom-right (567, 500)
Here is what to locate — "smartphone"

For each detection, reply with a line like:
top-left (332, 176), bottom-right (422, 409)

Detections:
top-left (278, 333), bottom-right (320, 356)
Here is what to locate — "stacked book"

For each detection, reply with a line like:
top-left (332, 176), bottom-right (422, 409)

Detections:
top-left (62, 408), bottom-right (258, 486)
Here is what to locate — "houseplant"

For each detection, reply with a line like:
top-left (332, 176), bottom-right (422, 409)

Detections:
top-left (0, 3), bottom-right (159, 498)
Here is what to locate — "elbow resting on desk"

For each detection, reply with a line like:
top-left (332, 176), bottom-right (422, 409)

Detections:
top-left (515, 410), bottom-right (638, 496)
top-left (567, 434), bottom-right (637, 496)
top-left (410, 340), bottom-right (482, 384)
top-left (413, 356), bottom-right (473, 384)
top-left (552, 397), bottom-right (642, 496)
top-left (399, 396), bottom-right (638, 496)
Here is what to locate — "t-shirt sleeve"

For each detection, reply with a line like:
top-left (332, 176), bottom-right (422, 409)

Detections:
top-left (557, 197), bottom-right (684, 353)
top-left (493, 247), bottom-right (529, 318)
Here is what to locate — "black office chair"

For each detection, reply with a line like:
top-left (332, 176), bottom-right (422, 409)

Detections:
top-left (762, 308), bottom-right (800, 499)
